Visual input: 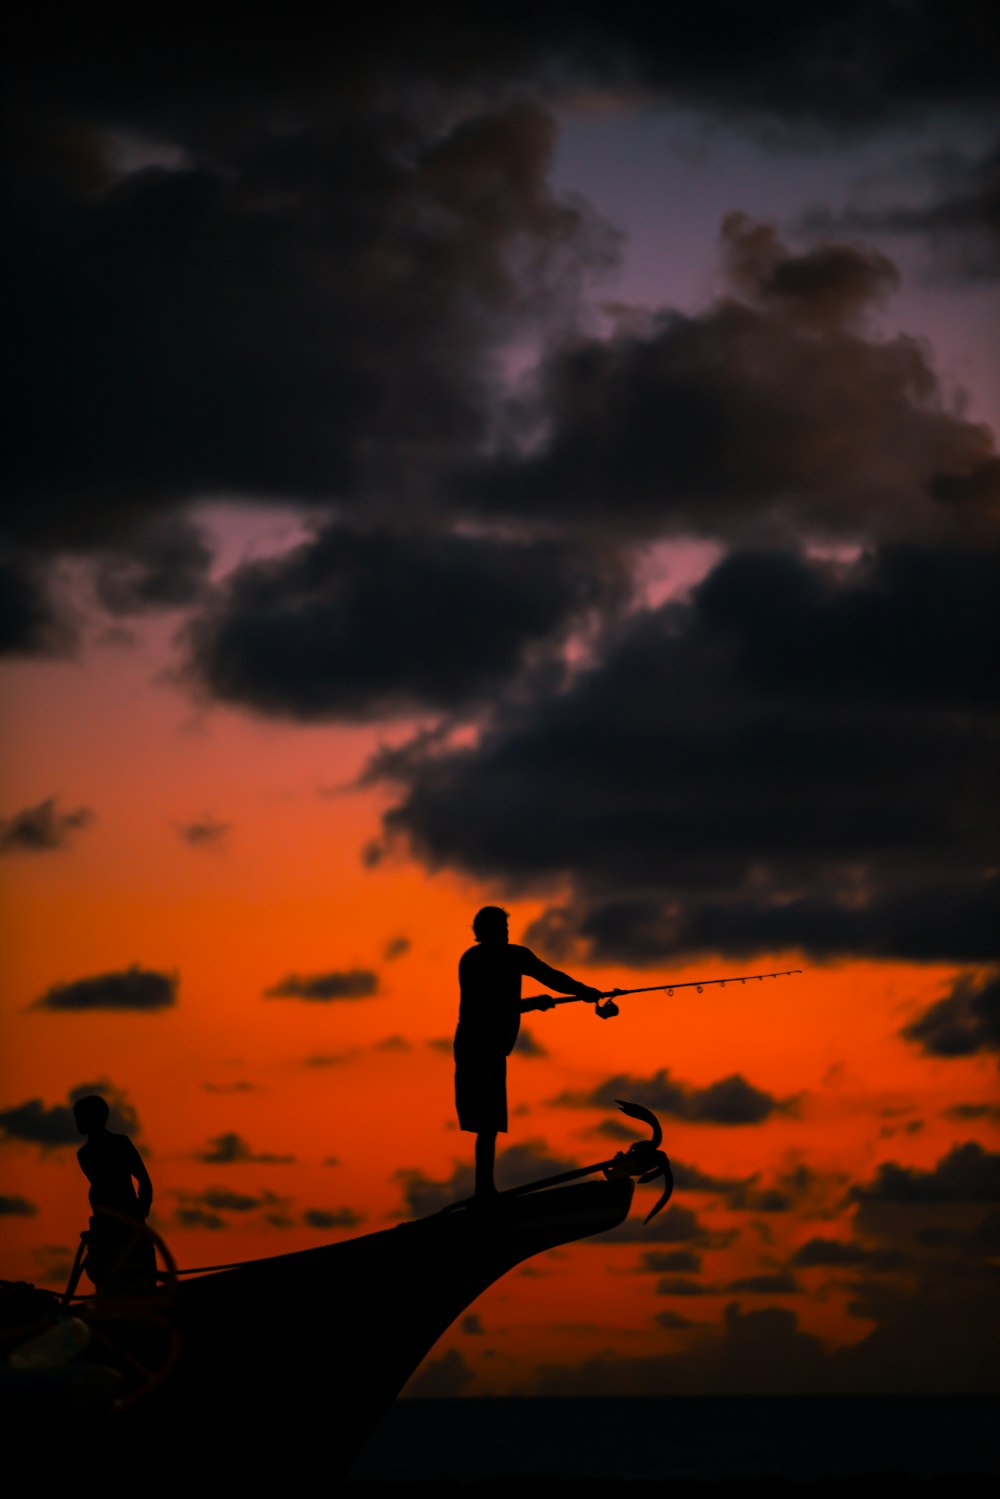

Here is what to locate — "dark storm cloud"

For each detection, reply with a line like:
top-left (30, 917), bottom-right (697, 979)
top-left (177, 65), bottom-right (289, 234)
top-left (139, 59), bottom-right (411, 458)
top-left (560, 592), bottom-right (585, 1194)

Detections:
top-left (379, 541), bottom-right (999, 965)
top-left (4, 93), bottom-right (615, 559)
top-left (0, 1194), bottom-right (38, 1215)
top-left (0, 552), bottom-right (74, 656)
top-left (4, 9), bottom-right (993, 591)
top-left (195, 1132), bottom-right (295, 1165)
top-left (465, 216), bottom-right (1000, 546)
top-left (303, 1207), bottom-right (363, 1229)
top-left (185, 524), bottom-right (622, 721)
top-left (901, 970), bottom-right (1000, 1057)
top-left (852, 1142), bottom-right (1000, 1204)
top-left (0, 798), bottom-right (94, 855)
top-left (9, 6), bottom-right (999, 140)
top-left (805, 140), bottom-right (1000, 284)
top-left (263, 969), bottom-right (378, 1002)
top-left (94, 517), bottom-right (215, 614)
top-left (1, 1080), bottom-right (139, 1147)
top-left (555, 1067), bottom-right (790, 1125)
top-left (32, 964), bottom-right (176, 1011)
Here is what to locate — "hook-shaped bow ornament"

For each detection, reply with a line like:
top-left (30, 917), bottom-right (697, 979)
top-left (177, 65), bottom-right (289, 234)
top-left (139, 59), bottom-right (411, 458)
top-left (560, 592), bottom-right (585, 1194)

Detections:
top-left (601, 1101), bottom-right (674, 1223)
top-left (491, 1099), bottom-right (674, 1224)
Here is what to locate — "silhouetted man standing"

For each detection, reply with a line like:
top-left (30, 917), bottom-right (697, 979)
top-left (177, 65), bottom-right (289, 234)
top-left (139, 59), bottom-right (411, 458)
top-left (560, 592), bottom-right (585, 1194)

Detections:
top-left (456, 906), bottom-right (600, 1199)
top-left (74, 1094), bottom-right (155, 1292)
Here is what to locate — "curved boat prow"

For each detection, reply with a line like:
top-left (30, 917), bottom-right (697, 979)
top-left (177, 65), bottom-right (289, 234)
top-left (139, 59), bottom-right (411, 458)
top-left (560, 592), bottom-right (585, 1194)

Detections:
top-left (170, 1176), bottom-right (634, 1481)
top-left (3, 1110), bottom-right (667, 1490)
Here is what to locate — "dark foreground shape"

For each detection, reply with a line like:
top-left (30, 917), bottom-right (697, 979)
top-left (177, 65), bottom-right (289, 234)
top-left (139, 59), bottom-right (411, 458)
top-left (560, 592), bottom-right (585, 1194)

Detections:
top-left (2, 1177), bottom-right (633, 1493)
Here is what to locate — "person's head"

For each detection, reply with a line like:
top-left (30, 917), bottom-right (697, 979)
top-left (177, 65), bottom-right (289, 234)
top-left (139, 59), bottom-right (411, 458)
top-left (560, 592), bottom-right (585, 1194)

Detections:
top-left (472, 906), bottom-right (509, 944)
top-left (73, 1095), bottom-right (110, 1136)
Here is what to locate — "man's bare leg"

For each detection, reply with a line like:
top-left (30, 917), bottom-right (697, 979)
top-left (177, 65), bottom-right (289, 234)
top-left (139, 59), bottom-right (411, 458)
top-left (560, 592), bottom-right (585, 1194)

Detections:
top-left (475, 1131), bottom-right (498, 1197)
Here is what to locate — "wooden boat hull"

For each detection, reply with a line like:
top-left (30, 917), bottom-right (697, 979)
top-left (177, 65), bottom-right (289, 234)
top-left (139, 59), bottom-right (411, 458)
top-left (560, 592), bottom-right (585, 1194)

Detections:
top-left (124, 1177), bottom-right (633, 1486)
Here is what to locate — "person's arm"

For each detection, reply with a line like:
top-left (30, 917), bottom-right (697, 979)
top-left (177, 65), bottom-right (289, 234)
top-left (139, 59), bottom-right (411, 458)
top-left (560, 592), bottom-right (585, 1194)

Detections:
top-left (127, 1140), bottom-right (153, 1218)
top-left (518, 948), bottom-right (601, 1009)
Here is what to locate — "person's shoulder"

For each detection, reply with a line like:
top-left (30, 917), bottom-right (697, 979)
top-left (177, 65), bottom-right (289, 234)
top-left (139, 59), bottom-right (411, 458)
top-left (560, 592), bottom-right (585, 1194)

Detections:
top-left (508, 944), bottom-right (537, 968)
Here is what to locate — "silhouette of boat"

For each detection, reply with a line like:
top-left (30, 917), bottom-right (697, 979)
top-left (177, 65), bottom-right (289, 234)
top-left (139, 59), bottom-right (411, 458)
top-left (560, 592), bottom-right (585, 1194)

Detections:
top-left (1, 1106), bottom-right (669, 1488)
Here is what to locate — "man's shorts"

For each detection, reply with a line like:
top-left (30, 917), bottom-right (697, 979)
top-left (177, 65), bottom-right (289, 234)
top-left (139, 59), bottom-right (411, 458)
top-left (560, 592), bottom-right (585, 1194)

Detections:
top-left (454, 1044), bottom-right (508, 1134)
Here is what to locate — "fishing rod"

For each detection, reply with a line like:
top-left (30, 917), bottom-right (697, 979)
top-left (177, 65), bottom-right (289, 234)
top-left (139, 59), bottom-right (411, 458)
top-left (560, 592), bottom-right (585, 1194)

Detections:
top-left (530, 968), bottom-right (804, 1019)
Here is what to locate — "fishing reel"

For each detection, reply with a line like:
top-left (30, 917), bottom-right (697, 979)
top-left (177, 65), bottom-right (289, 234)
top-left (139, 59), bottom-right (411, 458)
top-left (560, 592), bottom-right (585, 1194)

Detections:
top-left (595, 998), bottom-right (619, 1019)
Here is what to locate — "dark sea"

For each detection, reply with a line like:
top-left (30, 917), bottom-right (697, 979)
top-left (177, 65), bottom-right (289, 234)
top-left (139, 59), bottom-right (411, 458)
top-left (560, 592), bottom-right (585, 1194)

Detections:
top-left (347, 1396), bottom-right (999, 1489)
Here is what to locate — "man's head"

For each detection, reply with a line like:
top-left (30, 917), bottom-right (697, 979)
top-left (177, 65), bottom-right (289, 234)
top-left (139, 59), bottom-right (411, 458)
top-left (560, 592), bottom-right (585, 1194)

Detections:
top-left (73, 1094), bottom-right (110, 1136)
top-left (472, 906), bottom-right (509, 944)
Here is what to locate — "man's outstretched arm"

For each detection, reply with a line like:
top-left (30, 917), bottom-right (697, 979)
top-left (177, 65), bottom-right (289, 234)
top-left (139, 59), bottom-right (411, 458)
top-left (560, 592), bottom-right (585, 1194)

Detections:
top-left (519, 949), bottom-right (601, 1008)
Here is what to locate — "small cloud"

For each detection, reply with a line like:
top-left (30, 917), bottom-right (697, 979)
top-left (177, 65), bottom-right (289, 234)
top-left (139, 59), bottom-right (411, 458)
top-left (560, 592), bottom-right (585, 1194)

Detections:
top-left (460, 1313), bottom-right (484, 1335)
top-left (32, 964), bottom-right (177, 1012)
top-left (0, 1098), bottom-right (77, 1147)
top-left (203, 1080), bottom-right (260, 1093)
top-left (175, 1205), bottom-right (226, 1230)
top-left (374, 1035), bottom-right (412, 1053)
top-left (636, 1250), bottom-right (702, 1274)
top-left (792, 1238), bottom-right (907, 1271)
top-left (0, 798), bottom-right (94, 855)
top-left (384, 935), bottom-right (410, 960)
top-left (654, 1310), bottom-right (702, 1329)
top-left (0, 1194), bottom-right (37, 1216)
top-left (655, 1276), bottom-right (710, 1296)
top-left (199, 1187), bottom-right (262, 1212)
top-left (599, 1202), bottom-right (736, 1248)
top-left (31, 1245), bottom-right (74, 1284)
top-left (322, 1156), bottom-right (341, 1167)
top-left (303, 1207), bottom-right (363, 1229)
top-left (195, 1131), bottom-right (295, 1165)
top-left (943, 1102), bottom-right (1000, 1122)
top-left (1, 1080), bottom-right (138, 1149)
top-left (514, 1027), bottom-right (548, 1058)
top-left (901, 971), bottom-right (1000, 1058)
top-left (725, 1272), bottom-right (800, 1294)
top-left (394, 1139), bottom-right (579, 1217)
top-left (552, 1068), bottom-right (793, 1126)
top-left (425, 1038), bottom-right (453, 1054)
top-left (405, 1348), bottom-right (474, 1398)
top-left (176, 815), bottom-right (231, 849)
top-left (264, 969), bottom-right (378, 1002)
top-left (852, 1142), bottom-right (1000, 1204)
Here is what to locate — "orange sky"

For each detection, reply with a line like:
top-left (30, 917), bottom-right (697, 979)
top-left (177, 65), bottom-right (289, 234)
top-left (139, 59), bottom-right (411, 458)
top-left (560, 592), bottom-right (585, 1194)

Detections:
top-left (2, 598), bottom-right (996, 1392)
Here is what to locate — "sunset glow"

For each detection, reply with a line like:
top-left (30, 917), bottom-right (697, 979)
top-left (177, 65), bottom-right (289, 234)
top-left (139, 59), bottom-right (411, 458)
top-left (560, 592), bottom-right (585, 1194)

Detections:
top-left (2, 9), bottom-right (997, 1400)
